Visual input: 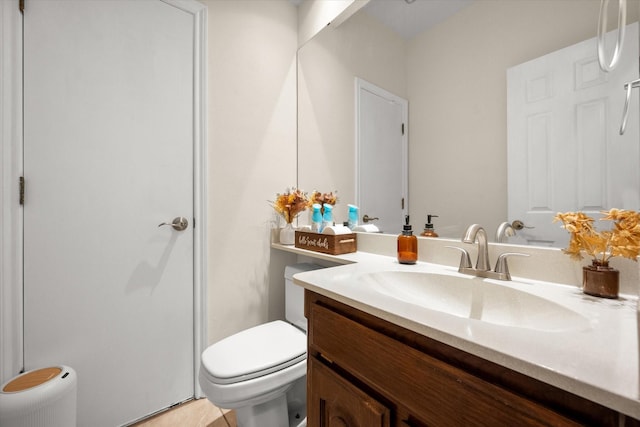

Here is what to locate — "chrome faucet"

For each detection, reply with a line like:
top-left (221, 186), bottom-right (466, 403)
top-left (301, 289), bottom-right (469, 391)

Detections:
top-left (495, 221), bottom-right (516, 243)
top-left (463, 224), bottom-right (490, 271)
top-left (447, 224), bottom-right (529, 281)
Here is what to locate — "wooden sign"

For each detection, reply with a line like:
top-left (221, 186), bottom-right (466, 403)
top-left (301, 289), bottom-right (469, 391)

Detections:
top-left (295, 231), bottom-right (357, 255)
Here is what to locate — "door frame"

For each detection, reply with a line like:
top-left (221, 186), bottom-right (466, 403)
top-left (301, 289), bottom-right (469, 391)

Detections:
top-left (0, 0), bottom-right (208, 397)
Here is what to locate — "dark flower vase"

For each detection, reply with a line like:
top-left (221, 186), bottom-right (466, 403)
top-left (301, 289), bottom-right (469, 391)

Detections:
top-left (582, 260), bottom-right (619, 299)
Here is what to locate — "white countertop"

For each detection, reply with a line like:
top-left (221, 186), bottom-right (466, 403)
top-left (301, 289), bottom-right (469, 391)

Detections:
top-left (284, 247), bottom-right (640, 420)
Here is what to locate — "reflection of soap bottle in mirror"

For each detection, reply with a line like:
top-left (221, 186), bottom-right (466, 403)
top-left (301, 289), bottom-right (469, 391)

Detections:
top-left (347, 204), bottom-right (359, 230)
top-left (397, 215), bottom-right (417, 264)
top-left (311, 203), bottom-right (322, 232)
top-left (321, 203), bottom-right (333, 232)
top-left (420, 214), bottom-right (439, 237)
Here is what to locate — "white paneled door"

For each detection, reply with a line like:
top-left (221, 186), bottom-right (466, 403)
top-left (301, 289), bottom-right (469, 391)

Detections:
top-left (508, 23), bottom-right (639, 247)
top-left (23, 1), bottom-right (203, 425)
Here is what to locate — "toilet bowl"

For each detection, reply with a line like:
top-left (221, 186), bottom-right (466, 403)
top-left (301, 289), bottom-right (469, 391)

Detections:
top-left (199, 263), bottom-right (323, 427)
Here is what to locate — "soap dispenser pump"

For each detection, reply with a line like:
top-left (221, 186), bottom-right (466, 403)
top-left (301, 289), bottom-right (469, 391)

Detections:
top-left (397, 215), bottom-right (417, 265)
top-left (420, 214), bottom-right (439, 237)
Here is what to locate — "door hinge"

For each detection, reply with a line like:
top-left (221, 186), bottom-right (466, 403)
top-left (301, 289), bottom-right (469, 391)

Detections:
top-left (401, 197), bottom-right (405, 210)
top-left (19, 0), bottom-right (24, 14)
top-left (19, 177), bottom-right (25, 205)
top-left (401, 123), bottom-right (405, 135)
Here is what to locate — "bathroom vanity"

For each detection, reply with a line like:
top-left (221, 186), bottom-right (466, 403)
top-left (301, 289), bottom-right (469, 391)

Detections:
top-left (305, 290), bottom-right (636, 426)
top-left (278, 238), bottom-right (640, 426)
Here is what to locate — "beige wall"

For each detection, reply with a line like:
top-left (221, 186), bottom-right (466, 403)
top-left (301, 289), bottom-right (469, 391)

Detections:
top-left (298, 10), bottom-right (406, 224)
top-left (203, 0), bottom-right (298, 344)
top-left (407, 0), bottom-right (639, 238)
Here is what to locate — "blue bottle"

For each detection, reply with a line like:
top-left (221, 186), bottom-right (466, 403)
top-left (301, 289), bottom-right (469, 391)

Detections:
top-left (321, 203), bottom-right (333, 232)
top-left (311, 203), bottom-right (322, 232)
top-left (348, 204), bottom-right (359, 230)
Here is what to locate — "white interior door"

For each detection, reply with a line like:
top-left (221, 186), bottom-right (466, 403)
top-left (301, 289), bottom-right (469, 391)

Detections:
top-left (356, 79), bottom-right (408, 234)
top-left (23, 1), bottom-right (200, 425)
top-left (508, 23), bottom-right (639, 247)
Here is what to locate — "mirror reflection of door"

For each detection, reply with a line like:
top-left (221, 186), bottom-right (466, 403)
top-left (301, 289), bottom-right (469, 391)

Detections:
top-left (356, 78), bottom-right (408, 234)
top-left (508, 23), bottom-right (639, 247)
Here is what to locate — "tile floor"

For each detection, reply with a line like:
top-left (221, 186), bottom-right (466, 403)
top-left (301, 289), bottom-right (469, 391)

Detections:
top-left (132, 398), bottom-right (237, 427)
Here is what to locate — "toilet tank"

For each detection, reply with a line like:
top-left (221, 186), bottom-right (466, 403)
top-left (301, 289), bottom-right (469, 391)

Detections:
top-left (285, 263), bottom-right (324, 332)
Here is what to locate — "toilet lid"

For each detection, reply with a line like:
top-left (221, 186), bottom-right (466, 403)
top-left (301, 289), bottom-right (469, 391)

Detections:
top-left (202, 320), bottom-right (306, 384)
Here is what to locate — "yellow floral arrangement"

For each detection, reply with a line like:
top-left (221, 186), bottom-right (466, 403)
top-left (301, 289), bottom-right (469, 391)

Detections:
top-left (310, 191), bottom-right (338, 214)
top-left (270, 187), bottom-right (310, 224)
top-left (553, 209), bottom-right (640, 263)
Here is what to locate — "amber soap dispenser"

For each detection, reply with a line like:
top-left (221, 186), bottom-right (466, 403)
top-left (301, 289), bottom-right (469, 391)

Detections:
top-left (420, 214), bottom-right (439, 237)
top-left (397, 215), bottom-right (417, 264)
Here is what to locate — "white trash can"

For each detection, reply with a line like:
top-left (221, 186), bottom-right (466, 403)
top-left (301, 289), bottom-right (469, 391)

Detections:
top-left (0, 366), bottom-right (77, 427)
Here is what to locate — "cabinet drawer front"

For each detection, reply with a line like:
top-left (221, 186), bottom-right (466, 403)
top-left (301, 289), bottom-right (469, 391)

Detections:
top-left (309, 303), bottom-right (580, 427)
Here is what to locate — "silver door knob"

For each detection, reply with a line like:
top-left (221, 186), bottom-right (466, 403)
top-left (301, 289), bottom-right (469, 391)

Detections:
top-left (511, 220), bottom-right (534, 230)
top-left (362, 214), bottom-right (379, 223)
top-left (158, 217), bottom-right (188, 231)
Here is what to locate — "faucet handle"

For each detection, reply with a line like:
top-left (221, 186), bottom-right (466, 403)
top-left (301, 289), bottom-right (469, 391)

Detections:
top-left (494, 252), bottom-right (530, 280)
top-left (446, 246), bottom-right (472, 269)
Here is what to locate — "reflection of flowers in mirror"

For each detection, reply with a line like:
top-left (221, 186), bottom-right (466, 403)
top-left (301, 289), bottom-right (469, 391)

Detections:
top-left (310, 190), bottom-right (338, 215)
top-left (270, 187), bottom-right (310, 224)
top-left (554, 209), bottom-right (640, 263)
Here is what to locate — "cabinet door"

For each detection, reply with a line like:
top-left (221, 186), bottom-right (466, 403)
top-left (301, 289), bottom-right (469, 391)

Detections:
top-left (308, 357), bottom-right (390, 427)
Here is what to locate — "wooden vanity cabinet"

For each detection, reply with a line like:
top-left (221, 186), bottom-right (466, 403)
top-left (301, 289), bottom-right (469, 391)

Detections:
top-left (305, 290), bottom-right (638, 427)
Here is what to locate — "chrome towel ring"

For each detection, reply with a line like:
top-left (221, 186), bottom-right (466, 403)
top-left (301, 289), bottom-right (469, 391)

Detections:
top-left (619, 78), bottom-right (640, 135)
top-left (597, 0), bottom-right (627, 72)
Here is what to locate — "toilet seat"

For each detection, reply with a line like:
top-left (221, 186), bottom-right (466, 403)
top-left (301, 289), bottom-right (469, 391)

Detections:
top-left (201, 320), bottom-right (306, 385)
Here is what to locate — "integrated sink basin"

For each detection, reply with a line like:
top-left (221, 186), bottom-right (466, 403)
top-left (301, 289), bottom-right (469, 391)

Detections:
top-left (360, 271), bottom-right (590, 332)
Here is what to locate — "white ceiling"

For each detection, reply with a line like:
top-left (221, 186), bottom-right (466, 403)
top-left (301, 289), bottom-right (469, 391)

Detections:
top-left (363, 0), bottom-right (474, 40)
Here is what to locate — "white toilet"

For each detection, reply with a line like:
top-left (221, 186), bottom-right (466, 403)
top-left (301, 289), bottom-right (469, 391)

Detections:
top-left (199, 263), bottom-right (323, 427)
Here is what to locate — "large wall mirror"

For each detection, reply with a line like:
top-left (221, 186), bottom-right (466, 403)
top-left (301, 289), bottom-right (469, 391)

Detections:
top-left (298, 0), bottom-right (640, 247)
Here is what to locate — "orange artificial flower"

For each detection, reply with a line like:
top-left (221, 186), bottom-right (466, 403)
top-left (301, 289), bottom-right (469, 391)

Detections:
top-left (554, 209), bottom-right (640, 262)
